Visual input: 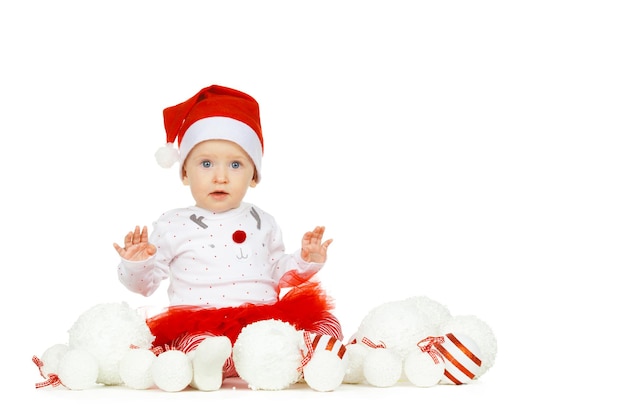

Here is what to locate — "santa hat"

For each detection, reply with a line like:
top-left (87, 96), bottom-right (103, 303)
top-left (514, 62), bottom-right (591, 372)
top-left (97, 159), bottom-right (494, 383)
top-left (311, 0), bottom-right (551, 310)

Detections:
top-left (155, 85), bottom-right (264, 182)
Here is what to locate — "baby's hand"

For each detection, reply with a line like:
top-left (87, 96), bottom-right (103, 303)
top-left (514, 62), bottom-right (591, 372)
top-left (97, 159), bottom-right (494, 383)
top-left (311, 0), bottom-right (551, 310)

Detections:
top-left (301, 226), bottom-right (332, 263)
top-left (113, 226), bottom-right (157, 261)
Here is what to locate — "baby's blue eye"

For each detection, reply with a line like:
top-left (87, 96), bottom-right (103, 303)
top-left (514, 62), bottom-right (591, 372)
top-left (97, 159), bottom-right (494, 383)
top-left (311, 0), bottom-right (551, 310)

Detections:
top-left (202, 160), bottom-right (212, 168)
top-left (231, 161), bottom-right (241, 169)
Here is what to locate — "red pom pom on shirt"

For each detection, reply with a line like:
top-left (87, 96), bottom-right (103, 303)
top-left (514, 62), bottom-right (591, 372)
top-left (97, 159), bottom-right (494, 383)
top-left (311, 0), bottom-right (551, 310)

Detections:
top-left (232, 230), bottom-right (247, 244)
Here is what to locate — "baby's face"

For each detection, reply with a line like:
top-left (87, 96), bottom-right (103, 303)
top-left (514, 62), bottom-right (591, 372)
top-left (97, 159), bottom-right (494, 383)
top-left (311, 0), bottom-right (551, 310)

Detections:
top-left (182, 139), bottom-right (257, 213)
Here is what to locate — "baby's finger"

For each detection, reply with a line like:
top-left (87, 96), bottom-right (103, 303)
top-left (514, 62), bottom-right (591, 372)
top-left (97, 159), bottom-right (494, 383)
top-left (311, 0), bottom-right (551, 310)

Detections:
top-left (124, 231), bottom-right (134, 247)
top-left (132, 226), bottom-right (142, 244)
top-left (313, 227), bottom-right (326, 242)
top-left (114, 242), bottom-right (128, 256)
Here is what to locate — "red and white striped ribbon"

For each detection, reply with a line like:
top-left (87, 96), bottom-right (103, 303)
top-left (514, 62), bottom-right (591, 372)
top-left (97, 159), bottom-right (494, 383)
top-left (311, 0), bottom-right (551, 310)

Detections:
top-left (32, 356), bottom-right (62, 389)
top-left (361, 337), bottom-right (386, 349)
top-left (299, 331), bottom-right (315, 372)
top-left (299, 332), bottom-right (347, 373)
top-left (417, 336), bottom-right (445, 364)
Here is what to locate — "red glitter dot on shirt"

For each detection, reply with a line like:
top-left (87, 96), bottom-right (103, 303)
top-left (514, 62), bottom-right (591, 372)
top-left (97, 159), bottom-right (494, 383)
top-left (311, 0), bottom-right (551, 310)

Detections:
top-left (232, 230), bottom-right (247, 244)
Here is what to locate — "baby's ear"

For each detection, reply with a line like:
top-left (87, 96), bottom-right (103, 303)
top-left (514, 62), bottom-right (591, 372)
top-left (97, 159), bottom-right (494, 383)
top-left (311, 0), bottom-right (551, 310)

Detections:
top-left (249, 179), bottom-right (257, 188)
top-left (182, 169), bottom-right (190, 185)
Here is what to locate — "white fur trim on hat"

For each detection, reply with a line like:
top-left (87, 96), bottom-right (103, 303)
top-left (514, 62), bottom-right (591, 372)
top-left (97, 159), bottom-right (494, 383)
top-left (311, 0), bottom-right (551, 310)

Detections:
top-left (179, 116), bottom-right (263, 180)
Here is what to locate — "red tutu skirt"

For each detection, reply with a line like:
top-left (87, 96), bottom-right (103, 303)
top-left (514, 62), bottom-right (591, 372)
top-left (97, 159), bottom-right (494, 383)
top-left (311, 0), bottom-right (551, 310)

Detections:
top-left (147, 281), bottom-right (343, 349)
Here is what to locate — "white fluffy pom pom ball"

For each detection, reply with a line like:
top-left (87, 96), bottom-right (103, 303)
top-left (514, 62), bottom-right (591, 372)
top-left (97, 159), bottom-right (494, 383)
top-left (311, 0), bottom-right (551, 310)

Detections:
top-left (363, 348), bottom-right (403, 388)
top-left (342, 343), bottom-right (368, 384)
top-left (56, 349), bottom-right (99, 390)
top-left (39, 344), bottom-right (70, 377)
top-left (404, 347), bottom-right (445, 387)
top-left (151, 350), bottom-right (193, 392)
top-left (233, 319), bottom-right (303, 390)
top-left (119, 348), bottom-right (157, 390)
top-left (353, 297), bottom-right (452, 360)
top-left (155, 143), bottom-right (179, 168)
top-left (68, 302), bottom-right (155, 386)
top-left (303, 349), bottom-right (347, 392)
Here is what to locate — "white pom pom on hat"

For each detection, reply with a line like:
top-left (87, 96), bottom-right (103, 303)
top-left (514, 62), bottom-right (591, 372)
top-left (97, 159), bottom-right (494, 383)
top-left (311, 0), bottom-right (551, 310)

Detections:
top-left (155, 142), bottom-right (179, 168)
top-left (156, 85), bottom-right (264, 182)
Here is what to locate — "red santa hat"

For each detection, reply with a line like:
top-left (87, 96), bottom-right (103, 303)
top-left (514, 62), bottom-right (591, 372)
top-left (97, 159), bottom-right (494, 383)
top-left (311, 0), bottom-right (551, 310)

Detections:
top-left (155, 85), bottom-right (264, 182)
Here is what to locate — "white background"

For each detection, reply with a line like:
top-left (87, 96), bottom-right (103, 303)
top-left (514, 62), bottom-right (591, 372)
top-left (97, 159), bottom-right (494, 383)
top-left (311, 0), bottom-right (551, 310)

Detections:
top-left (2, 0), bottom-right (624, 414)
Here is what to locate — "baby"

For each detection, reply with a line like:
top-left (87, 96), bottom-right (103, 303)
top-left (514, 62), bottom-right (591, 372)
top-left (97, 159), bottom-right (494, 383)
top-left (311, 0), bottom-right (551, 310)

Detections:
top-left (113, 85), bottom-right (342, 390)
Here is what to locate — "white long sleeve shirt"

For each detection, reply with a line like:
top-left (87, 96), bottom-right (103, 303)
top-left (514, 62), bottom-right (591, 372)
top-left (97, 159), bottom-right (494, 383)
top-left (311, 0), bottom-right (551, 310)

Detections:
top-left (118, 203), bottom-right (322, 307)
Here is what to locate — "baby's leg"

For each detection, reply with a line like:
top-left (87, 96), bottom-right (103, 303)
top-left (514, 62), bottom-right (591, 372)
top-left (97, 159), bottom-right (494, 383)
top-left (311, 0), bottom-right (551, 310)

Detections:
top-left (172, 331), bottom-right (233, 391)
top-left (188, 336), bottom-right (232, 391)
